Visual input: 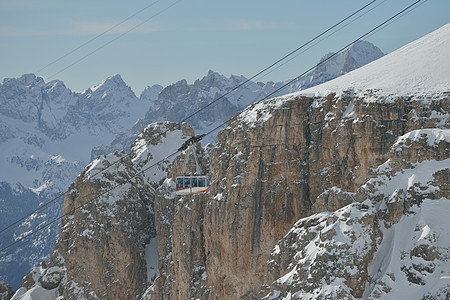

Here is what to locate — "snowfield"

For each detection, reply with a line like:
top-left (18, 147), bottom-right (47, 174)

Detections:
top-left (300, 23), bottom-right (450, 98)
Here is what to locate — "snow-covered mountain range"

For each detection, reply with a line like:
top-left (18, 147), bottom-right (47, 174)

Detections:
top-left (8, 23), bottom-right (450, 299)
top-left (0, 40), bottom-right (384, 289)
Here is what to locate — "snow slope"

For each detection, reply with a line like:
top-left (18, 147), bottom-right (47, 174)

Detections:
top-left (300, 23), bottom-right (450, 98)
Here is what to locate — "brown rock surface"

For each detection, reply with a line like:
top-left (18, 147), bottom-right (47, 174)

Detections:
top-left (153, 91), bottom-right (448, 299)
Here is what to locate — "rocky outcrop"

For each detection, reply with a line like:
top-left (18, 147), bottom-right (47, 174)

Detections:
top-left (150, 141), bottom-right (211, 300)
top-left (9, 26), bottom-right (449, 299)
top-left (263, 129), bottom-right (450, 299)
top-left (151, 89), bottom-right (449, 299)
top-left (206, 93), bottom-right (448, 298)
top-left (13, 91), bottom-right (448, 300)
top-left (12, 122), bottom-right (192, 299)
top-left (0, 280), bottom-right (14, 300)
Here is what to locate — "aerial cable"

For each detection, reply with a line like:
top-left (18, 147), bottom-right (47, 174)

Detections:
top-left (0, 0), bottom-right (426, 257)
top-left (45, 0), bottom-right (183, 81)
top-left (176, 0), bottom-right (379, 124)
top-left (85, 0), bottom-right (381, 180)
top-left (188, 0), bottom-right (388, 117)
top-left (35, 0), bottom-right (164, 75)
top-left (0, 0), bottom-right (183, 236)
top-left (253, 0), bottom-right (388, 86)
top-left (364, 0), bottom-right (430, 41)
top-left (202, 0), bottom-right (426, 140)
top-left (0, 0), bottom-right (380, 237)
top-left (0, 150), bottom-right (180, 255)
top-left (0, 192), bottom-right (65, 236)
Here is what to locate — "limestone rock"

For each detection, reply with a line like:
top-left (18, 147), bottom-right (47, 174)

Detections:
top-left (14, 122), bottom-right (192, 300)
top-left (0, 280), bottom-right (14, 300)
top-left (263, 128), bottom-right (450, 299)
top-left (152, 89), bottom-right (449, 299)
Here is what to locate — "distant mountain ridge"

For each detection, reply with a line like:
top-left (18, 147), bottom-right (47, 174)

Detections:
top-left (0, 40), bottom-right (384, 289)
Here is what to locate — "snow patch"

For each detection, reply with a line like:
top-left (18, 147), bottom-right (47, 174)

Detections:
top-left (11, 286), bottom-right (57, 300)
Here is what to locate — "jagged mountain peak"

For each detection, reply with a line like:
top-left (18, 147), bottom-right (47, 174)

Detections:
top-left (94, 73), bottom-right (125, 88)
top-left (347, 40), bottom-right (384, 67)
top-left (140, 84), bottom-right (164, 100)
top-left (82, 74), bottom-right (136, 99)
top-left (314, 40), bottom-right (384, 76)
top-left (1, 74), bottom-right (68, 94)
top-left (194, 70), bottom-right (241, 90)
top-left (7, 73), bottom-right (45, 88)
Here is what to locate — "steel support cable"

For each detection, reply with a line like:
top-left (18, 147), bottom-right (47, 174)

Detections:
top-left (0, 0), bottom-right (411, 246)
top-left (84, 0), bottom-right (380, 180)
top-left (35, 0), bottom-right (164, 75)
top-left (202, 0), bottom-right (426, 139)
top-left (0, 0), bottom-right (381, 238)
top-left (0, 0), bottom-right (184, 236)
top-left (0, 0), bottom-right (425, 256)
top-left (45, 0), bottom-right (183, 81)
top-left (180, 0), bottom-right (388, 123)
top-left (0, 151), bottom-right (179, 255)
top-left (252, 0), bottom-right (388, 86)
top-left (364, 0), bottom-right (430, 41)
top-left (0, 191), bottom-right (66, 236)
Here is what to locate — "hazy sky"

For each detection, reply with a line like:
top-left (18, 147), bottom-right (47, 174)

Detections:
top-left (0, 0), bottom-right (448, 95)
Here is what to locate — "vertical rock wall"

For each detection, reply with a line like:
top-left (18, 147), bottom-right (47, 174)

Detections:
top-left (153, 91), bottom-right (448, 299)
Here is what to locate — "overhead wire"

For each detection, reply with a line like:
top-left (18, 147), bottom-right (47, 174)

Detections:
top-left (202, 0), bottom-right (426, 139)
top-left (0, 0), bottom-right (381, 238)
top-left (35, 0), bottom-right (164, 75)
top-left (185, 0), bottom-right (389, 126)
top-left (45, 0), bottom-right (184, 82)
top-left (364, 0), bottom-right (430, 40)
top-left (251, 0), bottom-right (388, 87)
top-left (0, 0), bottom-right (426, 257)
top-left (0, 150), bottom-right (180, 255)
top-left (84, 0), bottom-right (381, 180)
top-left (0, 0), bottom-right (185, 237)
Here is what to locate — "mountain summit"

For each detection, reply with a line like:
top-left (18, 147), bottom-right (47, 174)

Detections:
top-left (314, 40), bottom-right (384, 75)
top-left (302, 23), bottom-right (450, 96)
top-left (284, 39), bottom-right (384, 93)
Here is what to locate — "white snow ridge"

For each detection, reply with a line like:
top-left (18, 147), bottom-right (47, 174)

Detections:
top-left (300, 23), bottom-right (450, 98)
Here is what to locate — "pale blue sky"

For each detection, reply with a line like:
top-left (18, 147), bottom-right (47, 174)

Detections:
top-left (0, 0), bottom-right (448, 95)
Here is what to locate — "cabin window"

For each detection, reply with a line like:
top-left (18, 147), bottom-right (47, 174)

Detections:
top-left (198, 177), bottom-right (205, 187)
top-left (176, 177), bottom-right (183, 188)
top-left (192, 177), bottom-right (198, 188)
top-left (184, 177), bottom-right (191, 188)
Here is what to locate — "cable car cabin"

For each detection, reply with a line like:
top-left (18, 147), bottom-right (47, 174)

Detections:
top-left (176, 175), bottom-right (210, 195)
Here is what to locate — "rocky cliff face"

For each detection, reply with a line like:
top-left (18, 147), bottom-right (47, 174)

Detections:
top-left (150, 90), bottom-right (449, 299)
top-left (263, 128), bottom-right (450, 299)
top-left (11, 122), bottom-right (194, 299)
top-left (151, 142), bottom-right (211, 300)
top-left (148, 25), bottom-right (449, 299)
